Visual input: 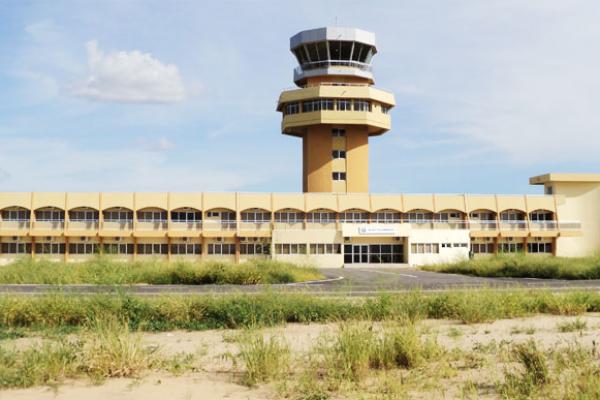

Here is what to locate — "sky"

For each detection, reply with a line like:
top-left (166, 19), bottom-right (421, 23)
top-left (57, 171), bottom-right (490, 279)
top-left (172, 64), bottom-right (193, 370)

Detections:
top-left (1, 0), bottom-right (599, 195)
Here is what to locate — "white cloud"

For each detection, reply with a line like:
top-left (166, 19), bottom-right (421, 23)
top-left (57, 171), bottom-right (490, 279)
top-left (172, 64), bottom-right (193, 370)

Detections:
top-left (70, 40), bottom-right (185, 103)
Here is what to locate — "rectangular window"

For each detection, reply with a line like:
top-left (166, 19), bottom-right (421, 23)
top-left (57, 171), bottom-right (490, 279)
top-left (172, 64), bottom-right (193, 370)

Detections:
top-left (320, 99), bottom-right (334, 110)
top-left (104, 211), bottom-right (133, 222)
top-left (302, 100), bottom-right (320, 112)
top-left (171, 243), bottom-right (201, 255)
top-left (381, 105), bottom-right (390, 114)
top-left (275, 243), bottom-right (306, 255)
top-left (331, 128), bottom-right (346, 137)
top-left (0, 242), bottom-right (32, 254)
top-left (137, 211), bottom-right (167, 222)
top-left (337, 99), bottom-right (352, 111)
top-left (171, 211), bottom-right (202, 222)
top-left (284, 102), bottom-right (300, 115)
top-left (34, 243), bottom-right (65, 254)
top-left (354, 100), bottom-right (371, 112)
top-left (410, 243), bottom-right (440, 254)
top-left (207, 243), bottom-right (235, 255)
top-left (332, 172), bottom-right (347, 181)
top-left (332, 150), bottom-right (346, 159)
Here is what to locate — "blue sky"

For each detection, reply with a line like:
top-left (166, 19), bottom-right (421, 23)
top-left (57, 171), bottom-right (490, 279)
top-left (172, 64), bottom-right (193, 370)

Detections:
top-left (1, 1), bottom-right (599, 194)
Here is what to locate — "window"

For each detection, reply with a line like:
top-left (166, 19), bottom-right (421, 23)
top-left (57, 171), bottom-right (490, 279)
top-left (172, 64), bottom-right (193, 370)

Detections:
top-left (206, 211), bottom-right (220, 218)
top-left (337, 99), bottom-right (352, 111)
top-left (137, 211), bottom-right (167, 222)
top-left (309, 243), bottom-right (341, 254)
top-left (499, 243), bottom-right (524, 253)
top-left (381, 105), bottom-right (390, 114)
top-left (35, 242), bottom-right (65, 254)
top-left (332, 128), bottom-right (346, 137)
top-left (527, 242), bottom-right (552, 254)
top-left (137, 243), bottom-right (168, 255)
top-left (241, 243), bottom-right (270, 255)
top-left (241, 210), bottom-right (271, 222)
top-left (0, 243), bottom-right (31, 254)
top-left (471, 243), bottom-right (494, 254)
top-left (302, 100), bottom-right (320, 112)
top-left (500, 211), bottom-right (524, 221)
top-left (103, 243), bottom-right (134, 254)
top-left (332, 172), bottom-right (346, 181)
top-left (274, 243), bottom-right (307, 255)
top-left (69, 243), bottom-right (98, 254)
top-left (354, 100), bottom-right (371, 112)
top-left (320, 99), bottom-right (334, 110)
top-left (410, 243), bottom-right (440, 254)
top-left (307, 210), bottom-right (336, 223)
top-left (171, 243), bottom-right (201, 255)
top-left (35, 209), bottom-right (64, 221)
top-left (284, 102), bottom-right (300, 115)
top-left (69, 210), bottom-right (99, 221)
top-left (545, 186), bottom-right (553, 195)
top-left (1, 209), bottom-right (30, 221)
top-left (332, 150), bottom-right (346, 159)
top-left (373, 211), bottom-right (401, 223)
top-left (171, 211), bottom-right (202, 222)
top-left (208, 243), bottom-right (235, 255)
top-left (104, 210), bottom-right (133, 222)
top-left (340, 211), bottom-right (368, 223)
top-left (275, 211), bottom-right (304, 223)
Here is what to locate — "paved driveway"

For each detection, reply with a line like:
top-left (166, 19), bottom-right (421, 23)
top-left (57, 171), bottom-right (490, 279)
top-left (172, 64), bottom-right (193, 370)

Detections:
top-left (2, 267), bottom-right (600, 296)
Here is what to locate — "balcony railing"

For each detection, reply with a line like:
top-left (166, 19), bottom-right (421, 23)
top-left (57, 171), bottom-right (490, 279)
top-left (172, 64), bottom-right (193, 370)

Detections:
top-left (32, 220), bottom-right (64, 230)
top-left (402, 219), bottom-right (469, 230)
top-left (307, 220), bottom-right (337, 229)
top-left (137, 220), bottom-right (168, 231)
top-left (203, 221), bottom-right (237, 231)
top-left (169, 221), bottom-right (202, 231)
top-left (500, 221), bottom-right (528, 231)
top-left (273, 221), bottom-right (304, 230)
top-left (67, 220), bottom-right (99, 230)
top-left (469, 220), bottom-right (498, 231)
top-left (529, 221), bottom-right (558, 231)
top-left (0, 220), bottom-right (30, 231)
top-left (296, 60), bottom-right (372, 73)
top-left (558, 221), bottom-right (582, 231)
top-left (102, 220), bottom-right (133, 231)
top-left (239, 220), bottom-right (271, 232)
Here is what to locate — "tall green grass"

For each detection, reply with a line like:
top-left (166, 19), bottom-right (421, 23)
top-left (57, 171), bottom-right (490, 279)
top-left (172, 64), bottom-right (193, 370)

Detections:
top-left (0, 316), bottom-right (194, 389)
top-left (1, 289), bottom-right (600, 334)
top-left (422, 254), bottom-right (600, 280)
top-left (0, 257), bottom-right (323, 285)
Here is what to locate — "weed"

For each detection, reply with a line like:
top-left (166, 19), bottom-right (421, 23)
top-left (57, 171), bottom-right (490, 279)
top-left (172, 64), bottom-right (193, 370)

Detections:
top-left (557, 318), bottom-right (588, 333)
top-left (235, 332), bottom-right (290, 386)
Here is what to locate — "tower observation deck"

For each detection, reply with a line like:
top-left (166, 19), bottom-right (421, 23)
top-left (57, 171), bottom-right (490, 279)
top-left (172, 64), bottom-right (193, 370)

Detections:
top-left (277, 27), bottom-right (395, 193)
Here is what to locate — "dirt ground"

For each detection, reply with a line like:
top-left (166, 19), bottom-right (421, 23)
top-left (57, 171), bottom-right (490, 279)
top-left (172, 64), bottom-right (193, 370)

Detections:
top-left (2, 314), bottom-right (600, 400)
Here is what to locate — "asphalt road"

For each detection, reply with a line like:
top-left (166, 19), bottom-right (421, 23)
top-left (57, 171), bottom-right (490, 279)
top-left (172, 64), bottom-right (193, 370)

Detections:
top-left (2, 268), bottom-right (600, 296)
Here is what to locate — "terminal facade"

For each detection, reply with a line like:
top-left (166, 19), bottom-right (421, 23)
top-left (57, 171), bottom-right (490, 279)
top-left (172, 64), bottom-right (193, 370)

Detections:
top-left (0, 27), bottom-right (598, 267)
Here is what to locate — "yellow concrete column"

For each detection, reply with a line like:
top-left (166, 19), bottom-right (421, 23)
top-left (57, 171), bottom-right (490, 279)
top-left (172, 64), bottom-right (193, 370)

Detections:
top-left (234, 236), bottom-right (241, 264)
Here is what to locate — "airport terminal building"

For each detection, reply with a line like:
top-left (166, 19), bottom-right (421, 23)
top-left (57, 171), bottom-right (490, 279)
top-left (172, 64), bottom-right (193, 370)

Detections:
top-left (0, 27), bottom-right (599, 267)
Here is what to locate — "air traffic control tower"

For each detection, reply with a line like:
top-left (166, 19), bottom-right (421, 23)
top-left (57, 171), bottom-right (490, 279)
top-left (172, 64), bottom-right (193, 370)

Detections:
top-left (277, 27), bottom-right (396, 193)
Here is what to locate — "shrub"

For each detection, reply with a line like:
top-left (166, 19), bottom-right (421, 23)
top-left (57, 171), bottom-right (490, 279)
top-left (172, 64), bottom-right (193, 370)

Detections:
top-left (235, 332), bottom-right (290, 386)
top-left (0, 257), bottom-right (323, 285)
top-left (423, 253), bottom-right (600, 280)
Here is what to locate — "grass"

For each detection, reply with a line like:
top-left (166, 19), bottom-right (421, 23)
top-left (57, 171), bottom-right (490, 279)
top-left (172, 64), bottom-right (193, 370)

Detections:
top-left (501, 340), bottom-right (549, 398)
top-left (1, 289), bottom-right (600, 334)
top-left (421, 253), bottom-right (600, 280)
top-left (556, 318), bottom-right (587, 333)
top-left (0, 316), bottom-right (197, 389)
top-left (0, 257), bottom-right (323, 285)
top-left (233, 332), bottom-right (290, 386)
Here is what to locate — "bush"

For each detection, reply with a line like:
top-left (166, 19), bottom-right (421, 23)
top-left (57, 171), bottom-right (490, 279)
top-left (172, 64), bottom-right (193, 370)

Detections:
top-left (0, 257), bottom-right (323, 285)
top-left (422, 253), bottom-right (600, 280)
top-left (235, 332), bottom-right (290, 386)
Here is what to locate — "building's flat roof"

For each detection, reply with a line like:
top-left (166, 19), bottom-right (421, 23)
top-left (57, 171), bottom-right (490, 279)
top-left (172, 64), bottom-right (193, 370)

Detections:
top-left (530, 173), bottom-right (600, 185)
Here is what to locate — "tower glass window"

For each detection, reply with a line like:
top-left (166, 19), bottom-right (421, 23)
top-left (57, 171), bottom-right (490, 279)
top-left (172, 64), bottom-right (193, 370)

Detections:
top-left (285, 102), bottom-right (300, 115)
top-left (332, 150), bottom-right (346, 159)
top-left (332, 128), bottom-right (346, 137)
top-left (337, 99), bottom-right (352, 111)
top-left (332, 172), bottom-right (346, 181)
top-left (354, 100), bottom-right (371, 112)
